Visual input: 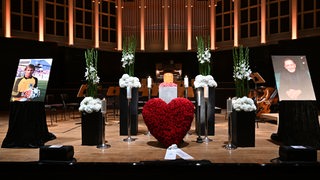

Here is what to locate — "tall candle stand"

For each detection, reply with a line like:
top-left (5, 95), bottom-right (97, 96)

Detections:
top-left (123, 87), bottom-right (136, 142)
top-left (97, 98), bottom-right (111, 149)
top-left (145, 86), bottom-right (151, 136)
top-left (196, 89), bottom-right (203, 143)
top-left (184, 87), bottom-right (188, 98)
top-left (224, 97), bottom-right (236, 150)
top-left (203, 96), bottom-right (212, 143)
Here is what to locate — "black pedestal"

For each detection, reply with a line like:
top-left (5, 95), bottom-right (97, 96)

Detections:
top-left (81, 112), bottom-right (103, 146)
top-left (195, 87), bottom-right (215, 135)
top-left (276, 101), bottom-right (320, 149)
top-left (1, 101), bottom-right (56, 148)
top-left (119, 87), bottom-right (139, 135)
top-left (231, 110), bottom-right (255, 147)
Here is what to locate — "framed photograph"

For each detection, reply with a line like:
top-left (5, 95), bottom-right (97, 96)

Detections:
top-left (271, 55), bottom-right (316, 101)
top-left (11, 58), bottom-right (53, 102)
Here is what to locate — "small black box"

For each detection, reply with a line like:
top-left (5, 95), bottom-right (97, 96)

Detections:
top-left (39, 145), bottom-right (74, 162)
top-left (279, 145), bottom-right (317, 162)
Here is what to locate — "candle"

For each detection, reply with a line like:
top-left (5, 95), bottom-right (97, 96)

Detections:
top-left (147, 76), bottom-right (152, 88)
top-left (101, 98), bottom-right (107, 114)
top-left (204, 85), bottom-right (208, 99)
top-left (127, 86), bottom-right (132, 99)
top-left (184, 75), bottom-right (189, 88)
top-left (227, 97), bottom-right (232, 114)
top-left (197, 90), bottom-right (201, 106)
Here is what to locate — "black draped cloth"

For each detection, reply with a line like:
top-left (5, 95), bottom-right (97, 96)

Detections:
top-left (1, 101), bottom-right (56, 148)
top-left (275, 101), bottom-right (320, 149)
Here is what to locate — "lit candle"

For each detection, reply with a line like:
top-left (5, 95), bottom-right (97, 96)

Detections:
top-left (147, 76), bottom-right (152, 88)
top-left (127, 86), bottom-right (132, 99)
top-left (184, 75), bottom-right (189, 88)
top-left (204, 85), bottom-right (208, 99)
top-left (197, 90), bottom-right (201, 106)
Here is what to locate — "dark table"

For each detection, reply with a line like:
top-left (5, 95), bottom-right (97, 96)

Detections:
top-left (1, 101), bottom-right (56, 148)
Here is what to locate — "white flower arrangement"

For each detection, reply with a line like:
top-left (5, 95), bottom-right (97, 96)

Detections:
top-left (119, 74), bottom-right (141, 88)
top-left (84, 48), bottom-right (100, 97)
top-left (79, 96), bottom-right (102, 114)
top-left (121, 36), bottom-right (136, 76)
top-left (79, 49), bottom-right (102, 114)
top-left (197, 48), bottom-right (211, 64)
top-left (196, 36), bottom-right (211, 75)
top-left (233, 45), bottom-right (252, 97)
top-left (121, 51), bottom-right (134, 69)
top-left (232, 96), bottom-right (256, 112)
top-left (193, 74), bottom-right (217, 88)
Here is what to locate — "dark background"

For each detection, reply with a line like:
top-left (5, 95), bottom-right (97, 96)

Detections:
top-left (1, 36), bottom-right (319, 111)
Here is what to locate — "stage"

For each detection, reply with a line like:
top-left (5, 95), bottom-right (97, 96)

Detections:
top-left (0, 109), bottom-right (319, 177)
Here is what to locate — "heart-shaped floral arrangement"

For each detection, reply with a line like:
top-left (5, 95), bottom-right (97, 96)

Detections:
top-left (142, 97), bottom-right (195, 148)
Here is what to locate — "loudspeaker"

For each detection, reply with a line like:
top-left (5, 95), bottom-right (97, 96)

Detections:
top-left (39, 145), bottom-right (75, 163)
top-left (279, 145), bottom-right (317, 162)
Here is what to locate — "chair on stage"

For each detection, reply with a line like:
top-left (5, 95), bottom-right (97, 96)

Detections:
top-left (45, 94), bottom-right (66, 125)
top-left (106, 86), bottom-right (120, 119)
top-left (61, 93), bottom-right (80, 119)
top-left (151, 84), bottom-right (159, 98)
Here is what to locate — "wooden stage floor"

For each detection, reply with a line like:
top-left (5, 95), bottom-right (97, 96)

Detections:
top-left (0, 109), bottom-right (319, 177)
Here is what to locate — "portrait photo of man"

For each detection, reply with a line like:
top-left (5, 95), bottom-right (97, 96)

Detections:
top-left (271, 55), bottom-right (316, 101)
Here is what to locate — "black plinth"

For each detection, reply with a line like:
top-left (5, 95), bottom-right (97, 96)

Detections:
top-left (119, 87), bottom-right (139, 135)
top-left (1, 101), bottom-right (56, 148)
top-left (231, 110), bottom-right (256, 147)
top-left (276, 101), bottom-right (320, 149)
top-left (81, 111), bottom-right (103, 146)
top-left (195, 87), bottom-right (215, 135)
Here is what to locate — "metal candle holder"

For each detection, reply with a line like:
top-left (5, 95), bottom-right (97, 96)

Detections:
top-left (196, 89), bottom-right (203, 143)
top-left (97, 98), bottom-right (111, 149)
top-left (123, 87), bottom-right (136, 142)
top-left (203, 97), bottom-right (212, 143)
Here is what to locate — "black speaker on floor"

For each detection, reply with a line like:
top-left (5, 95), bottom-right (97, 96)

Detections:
top-left (39, 145), bottom-right (76, 164)
top-left (279, 145), bottom-right (317, 162)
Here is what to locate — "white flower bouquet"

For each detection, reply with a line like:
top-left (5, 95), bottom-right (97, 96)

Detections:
top-left (119, 74), bottom-right (141, 88)
top-left (79, 97), bottom-right (102, 114)
top-left (193, 74), bottom-right (217, 88)
top-left (232, 96), bottom-right (256, 112)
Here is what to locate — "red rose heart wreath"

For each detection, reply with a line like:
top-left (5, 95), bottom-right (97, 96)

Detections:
top-left (142, 97), bottom-right (195, 148)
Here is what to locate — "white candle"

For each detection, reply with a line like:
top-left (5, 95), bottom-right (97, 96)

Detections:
top-left (197, 90), bottom-right (201, 106)
top-left (227, 97), bottom-right (232, 114)
top-left (101, 98), bottom-right (107, 114)
top-left (127, 86), bottom-right (132, 99)
top-left (204, 85), bottom-right (208, 99)
top-left (147, 76), bottom-right (152, 88)
top-left (184, 75), bottom-right (189, 88)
